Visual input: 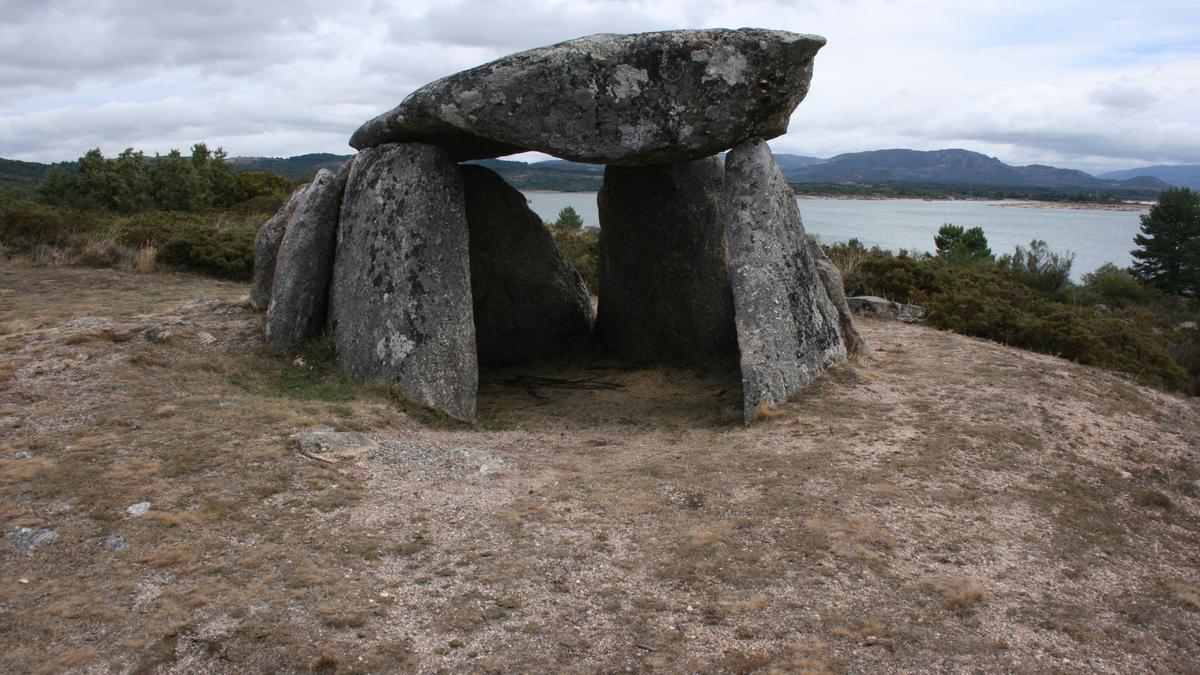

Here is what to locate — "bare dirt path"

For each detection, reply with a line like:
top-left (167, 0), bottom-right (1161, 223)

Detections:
top-left (1, 261), bottom-right (1197, 673)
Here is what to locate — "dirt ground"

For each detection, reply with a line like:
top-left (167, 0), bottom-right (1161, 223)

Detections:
top-left (1, 261), bottom-right (1198, 673)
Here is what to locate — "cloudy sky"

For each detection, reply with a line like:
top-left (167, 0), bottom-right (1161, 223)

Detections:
top-left (2, 0), bottom-right (1198, 173)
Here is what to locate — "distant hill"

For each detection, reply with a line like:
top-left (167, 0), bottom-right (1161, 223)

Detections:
top-left (781, 148), bottom-right (1169, 192)
top-left (0, 157), bottom-right (55, 192)
top-left (1098, 164), bottom-right (1200, 191)
top-left (6, 148), bottom-right (1180, 198)
top-left (772, 153), bottom-right (823, 173)
top-left (227, 153), bottom-right (352, 180)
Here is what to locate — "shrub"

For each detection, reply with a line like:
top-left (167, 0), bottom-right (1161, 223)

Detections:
top-left (849, 252), bottom-right (1190, 391)
top-left (99, 210), bottom-right (209, 248)
top-left (0, 191), bottom-right (98, 253)
top-left (549, 225), bottom-right (599, 292)
top-left (1076, 263), bottom-right (1160, 308)
top-left (1000, 239), bottom-right (1074, 295)
top-left (156, 225), bottom-right (256, 280)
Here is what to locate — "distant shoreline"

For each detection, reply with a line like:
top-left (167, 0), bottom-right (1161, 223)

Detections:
top-left (523, 189), bottom-right (1152, 211)
top-left (795, 195), bottom-right (1151, 211)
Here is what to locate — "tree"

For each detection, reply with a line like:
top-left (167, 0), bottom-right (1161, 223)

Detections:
top-left (112, 148), bottom-right (153, 213)
top-left (1000, 239), bottom-right (1074, 295)
top-left (1131, 187), bottom-right (1200, 297)
top-left (554, 206), bottom-right (584, 230)
top-left (934, 224), bottom-right (992, 262)
top-left (153, 149), bottom-right (207, 211)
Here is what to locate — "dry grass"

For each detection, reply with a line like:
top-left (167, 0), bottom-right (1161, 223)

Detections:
top-left (0, 262), bottom-right (1198, 673)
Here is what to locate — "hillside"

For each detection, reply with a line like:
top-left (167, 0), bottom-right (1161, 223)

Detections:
top-left (2, 262), bottom-right (1198, 672)
top-left (0, 157), bottom-right (55, 192)
top-left (1100, 165), bottom-right (1200, 191)
top-left (226, 153), bottom-right (352, 180)
top-left (785, 148), bottom-right (1169, 191)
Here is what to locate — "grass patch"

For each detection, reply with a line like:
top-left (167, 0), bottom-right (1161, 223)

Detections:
top-left (228, 336), bottom-right (359, 403)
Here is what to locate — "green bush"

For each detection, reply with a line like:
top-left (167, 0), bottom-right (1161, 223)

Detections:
top-left (98, 210), bottom-right (209, 248)
top-left (1076, 263), bottom-right (1161, 308)
top-left (0, 190), bottom-right (100, 252)
top-left (848, 252), bottom-right (1191, 392)
top-left (549, 225), bottom-right (599, 292)
top-left (157, 225), bottom-right (257, 280)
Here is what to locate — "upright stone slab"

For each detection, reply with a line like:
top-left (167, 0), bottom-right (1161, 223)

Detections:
top-left (250, 183), bottom-right (309, 310)
top-left (806, 238), bottom-right (868, 356)
top-left (264, 168), bottom-right (345, 353)
top-left (724, 139), bottom-right (846, 422)
top-left (461, 165), bottom-right (594, 365)
top-left (595, 157), bottom-right (736, 363)
top-left (329, 143), bottom-right (477, 420)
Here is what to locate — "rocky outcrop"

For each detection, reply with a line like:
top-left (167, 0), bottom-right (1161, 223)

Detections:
top-left (329, 143), bottom-right (477, 420)
top-left (806, 239), bottom-right (868, 355)
top-left (264, 168), bottom-right (345, 353)
top-left (595, 157), bottom-right (736, 363)
top-left (849, 296), bottom-right (926, 323)
top-left (724, 139), bottom-right (846, 422)
top-left (461, 164), bottom-right (594, 365)
top-left (250, 183), bottom-right (308, 310)
top-left (351, 29), bottom-right (825, 166)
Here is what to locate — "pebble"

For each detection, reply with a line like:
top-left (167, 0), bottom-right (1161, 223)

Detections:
top-left (10, 450), bottom-right (32, 460)
top-left (9, 527), bottom-right (59, 555)
top-left (126, 502), bottom-right (151, 517)
top-left (105, 534), bottom-right (130, 552)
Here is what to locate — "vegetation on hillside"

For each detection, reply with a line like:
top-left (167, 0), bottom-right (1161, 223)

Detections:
top-left (830, 229), bottom-right (1199, 394)
top-left (547, 207), bottom-right (598, 291)
top-left (1, 144), bottom-right (297, 280)
top-left (790, 180), bottom-right (1155, 203)
top-left (7, 144), bottom-right (1198, 396)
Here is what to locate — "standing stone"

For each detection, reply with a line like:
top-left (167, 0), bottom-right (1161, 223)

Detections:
top-left (351, 29), bottom-right (825, 166)
top-left (595, 157), bottom-right (736, 364)
top-left (806, 239), bottom-right (868, 355)
top-left (250, 183), bottom-right (309, 310)
top-left (724, 139), bottom-right (846, 423)
top-left (264, 168), bottom-right (346, 353)
top-left (461, 165), bottom-right (594, 364)
top-left (329, 144), bottom-right (477, 420)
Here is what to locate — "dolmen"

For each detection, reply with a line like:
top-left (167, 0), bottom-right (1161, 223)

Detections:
top-left (252, 28), bottom-right (866, 423)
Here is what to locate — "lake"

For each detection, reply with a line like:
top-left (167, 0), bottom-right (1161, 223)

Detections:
top-left (523, 192), bottom-right (1149, 279)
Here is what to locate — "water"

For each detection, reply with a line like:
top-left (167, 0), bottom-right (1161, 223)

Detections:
top-left (523, 191), bottom-right (1149, 278)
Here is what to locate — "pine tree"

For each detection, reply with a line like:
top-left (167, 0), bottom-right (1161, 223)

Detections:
top-left (1131, 188), bottom-right (1200, 297)
top-left (554, 206), bottom-right (584, 230)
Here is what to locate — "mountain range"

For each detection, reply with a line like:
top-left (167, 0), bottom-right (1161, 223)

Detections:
top-left (3, 149), bottom-right (1197, 195)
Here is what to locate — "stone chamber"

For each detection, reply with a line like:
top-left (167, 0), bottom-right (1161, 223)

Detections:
top-left (251, 28), bottom-right (866, 423)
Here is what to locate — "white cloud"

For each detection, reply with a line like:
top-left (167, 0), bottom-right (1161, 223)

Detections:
top-left (1, 0), bottom-right (1197, 173)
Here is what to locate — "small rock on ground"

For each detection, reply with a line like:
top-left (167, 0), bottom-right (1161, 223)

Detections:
top-left (105, 534), bottom-right (130, 552)
top-left (9, 527), bottom-right (59, 555)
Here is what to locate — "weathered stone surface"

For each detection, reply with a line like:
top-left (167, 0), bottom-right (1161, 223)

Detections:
top-left (595, 157), bottom-right (736, 363)
top-left (265, 168), bottom-right (345, 353)
top-left (250, 182), bottom-right (309, 310)
top-left (461, 165), bottom-right (594, 364)
top-left (806, 239), bottom-right (868, 355)
top-left (9, 526), bottom-right (58, 555)
top-left (351, 29), bottom-right (825, 166)
top-left (329, 143), bottom-right (477, 420)
top-left (724, 139), bottom-right (846, 423)
top-left (296, 429), bottom-right (380, 463)
top-left (848, 296), bottom-right (926, 323)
